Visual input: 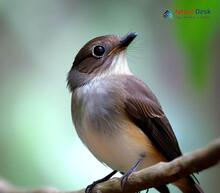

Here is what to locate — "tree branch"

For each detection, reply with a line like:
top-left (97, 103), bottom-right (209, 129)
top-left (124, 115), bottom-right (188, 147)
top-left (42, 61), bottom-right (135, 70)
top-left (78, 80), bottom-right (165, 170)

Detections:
top-left (0, 138), bottom-right (220, 193)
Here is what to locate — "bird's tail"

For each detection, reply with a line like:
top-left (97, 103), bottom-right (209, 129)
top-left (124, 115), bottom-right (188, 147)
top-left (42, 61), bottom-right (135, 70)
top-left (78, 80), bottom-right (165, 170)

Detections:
top-left (174, 176), bottom-right (204, 193)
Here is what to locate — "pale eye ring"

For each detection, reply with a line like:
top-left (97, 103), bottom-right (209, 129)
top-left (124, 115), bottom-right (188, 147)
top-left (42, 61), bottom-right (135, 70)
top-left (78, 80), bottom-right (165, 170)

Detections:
top-left (92, 45), bottom-right (105, 58)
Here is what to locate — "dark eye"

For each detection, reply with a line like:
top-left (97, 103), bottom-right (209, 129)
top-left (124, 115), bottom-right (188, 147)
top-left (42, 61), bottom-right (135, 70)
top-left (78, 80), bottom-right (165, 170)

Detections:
top-left (92, 45), bottom-right (105, 58)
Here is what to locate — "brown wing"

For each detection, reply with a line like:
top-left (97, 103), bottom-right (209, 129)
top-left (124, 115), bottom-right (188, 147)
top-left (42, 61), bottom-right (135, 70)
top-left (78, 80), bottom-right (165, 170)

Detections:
top-left (123, 76), bottom-right (182, 161)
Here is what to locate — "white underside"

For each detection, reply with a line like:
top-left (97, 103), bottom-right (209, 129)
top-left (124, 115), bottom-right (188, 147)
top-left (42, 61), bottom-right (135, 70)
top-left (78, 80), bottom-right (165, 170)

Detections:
top-left (77, 118), bottom-right (164, 172)
top-left (73, 51), bottom-right (164, 172)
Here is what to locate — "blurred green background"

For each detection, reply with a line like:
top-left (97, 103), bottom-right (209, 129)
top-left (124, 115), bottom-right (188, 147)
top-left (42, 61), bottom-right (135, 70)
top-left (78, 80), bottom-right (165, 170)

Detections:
top-left (0, 0), bottom-right (219, 192)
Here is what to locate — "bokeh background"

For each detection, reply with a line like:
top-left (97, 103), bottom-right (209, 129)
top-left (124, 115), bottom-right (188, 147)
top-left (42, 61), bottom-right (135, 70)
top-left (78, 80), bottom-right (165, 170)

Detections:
top-left (0, 0), bottom-right (219, 192)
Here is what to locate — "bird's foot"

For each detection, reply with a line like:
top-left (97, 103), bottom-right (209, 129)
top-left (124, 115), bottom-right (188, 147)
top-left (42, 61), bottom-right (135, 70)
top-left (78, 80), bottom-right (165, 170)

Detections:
top-left (120, 167), bottom-right (135, 190)
top-left (120, 156), bottom-right (144, 190)
top-left (85, 170), bottom-right (117, 193)
top-left (85, 181), bottom-right (98, 193)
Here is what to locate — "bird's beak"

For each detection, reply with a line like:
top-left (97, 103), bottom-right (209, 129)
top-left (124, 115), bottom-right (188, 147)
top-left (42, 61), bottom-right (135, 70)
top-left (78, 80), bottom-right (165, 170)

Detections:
top-left (120, 32), bottom-right (137, 48)
top-left (108, 32), bottom-right (137, 56)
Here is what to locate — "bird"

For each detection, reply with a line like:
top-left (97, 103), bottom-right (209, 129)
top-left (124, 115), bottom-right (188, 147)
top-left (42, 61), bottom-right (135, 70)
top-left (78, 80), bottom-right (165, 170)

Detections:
top-left (67, 32), bottom-right (204, 193)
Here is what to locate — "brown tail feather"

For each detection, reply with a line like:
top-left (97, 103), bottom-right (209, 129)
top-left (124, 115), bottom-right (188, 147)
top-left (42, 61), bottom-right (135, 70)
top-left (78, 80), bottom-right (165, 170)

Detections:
top-left (174, 176), bottom-right (204, 193)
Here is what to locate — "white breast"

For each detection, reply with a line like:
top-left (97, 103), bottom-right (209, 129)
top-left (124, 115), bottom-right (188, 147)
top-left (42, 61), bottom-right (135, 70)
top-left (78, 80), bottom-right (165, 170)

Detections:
top-left (72, 79), bottom-right (164, 173)
top-left (71, 52), bottom-right (164, 172)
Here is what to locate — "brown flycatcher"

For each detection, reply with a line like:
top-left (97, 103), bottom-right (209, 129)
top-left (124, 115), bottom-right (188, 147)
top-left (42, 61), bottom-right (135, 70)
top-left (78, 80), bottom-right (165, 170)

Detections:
top-left (67, 33), bottom-right (204, 193)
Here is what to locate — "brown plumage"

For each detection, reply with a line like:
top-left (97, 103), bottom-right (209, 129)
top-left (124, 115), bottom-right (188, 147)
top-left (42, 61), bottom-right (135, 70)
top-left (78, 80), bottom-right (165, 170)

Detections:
top-left (67, 33), bottom-right (204, 193)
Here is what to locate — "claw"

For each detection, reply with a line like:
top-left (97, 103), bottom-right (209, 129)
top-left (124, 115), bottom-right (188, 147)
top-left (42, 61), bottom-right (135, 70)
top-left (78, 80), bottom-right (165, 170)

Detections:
top-left (85, 170), bottom-right (117, 193)
top-left (85, 182), bottom-right (96, 193)
top-left (120, 156), bottom-right (144, 190)
top-left (120, 169), bottom-right (133, 190)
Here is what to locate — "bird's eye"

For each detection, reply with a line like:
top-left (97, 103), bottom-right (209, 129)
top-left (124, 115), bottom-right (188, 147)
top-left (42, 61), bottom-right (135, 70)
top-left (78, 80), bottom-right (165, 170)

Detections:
top-left (92, 45), bottom-right (105, 58)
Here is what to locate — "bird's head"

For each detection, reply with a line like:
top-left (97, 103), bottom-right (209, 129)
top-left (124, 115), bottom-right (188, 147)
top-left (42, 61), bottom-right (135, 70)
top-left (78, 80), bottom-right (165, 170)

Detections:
top-left (67, 32), bottom-right (137, 91)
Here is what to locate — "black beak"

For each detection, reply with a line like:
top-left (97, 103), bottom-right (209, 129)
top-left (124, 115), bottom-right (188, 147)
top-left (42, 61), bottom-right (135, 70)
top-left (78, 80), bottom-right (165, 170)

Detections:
top-left (120, 32), bottom-right (137, 47)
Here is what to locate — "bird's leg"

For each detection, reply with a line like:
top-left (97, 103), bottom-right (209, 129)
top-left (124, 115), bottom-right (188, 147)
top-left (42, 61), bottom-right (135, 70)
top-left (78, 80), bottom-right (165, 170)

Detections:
top-left (121, 155), bottom-right (144, 190)
top-left (85, 170), bottom-right (117, 193)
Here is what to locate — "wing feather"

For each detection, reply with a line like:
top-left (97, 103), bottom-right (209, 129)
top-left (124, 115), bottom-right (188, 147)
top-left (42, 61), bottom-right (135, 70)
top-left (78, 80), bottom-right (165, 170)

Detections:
top-left (123, 76), bottom-right (182, 161)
